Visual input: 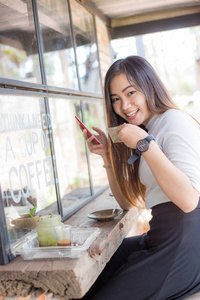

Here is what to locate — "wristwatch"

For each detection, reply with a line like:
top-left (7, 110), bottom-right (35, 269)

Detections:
top-left (127, 135), bottom-right (155, 164)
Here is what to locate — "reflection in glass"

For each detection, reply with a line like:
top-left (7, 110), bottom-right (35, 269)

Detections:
top-left (0, 0), bottom-right (41, 83)
top-left (70, 0), bottom-right (102, 94)
top-left (82, 102), bottom-right (108, 192)
top-left (37, 0), bottom-right (78, 89)
top-left (0, 95), bottom-right (57, 245)
top-left (48, 98), bottom-right (91, 215)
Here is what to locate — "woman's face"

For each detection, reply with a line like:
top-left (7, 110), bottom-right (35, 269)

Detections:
top-left (109, 72), bottom-right (153, 126)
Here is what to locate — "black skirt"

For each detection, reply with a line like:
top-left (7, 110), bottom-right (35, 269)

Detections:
top-left (84, 200), bottom-right (200, 300)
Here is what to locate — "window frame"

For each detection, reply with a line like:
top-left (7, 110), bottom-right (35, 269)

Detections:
top-left (0, 0), bottom-right (107, 265)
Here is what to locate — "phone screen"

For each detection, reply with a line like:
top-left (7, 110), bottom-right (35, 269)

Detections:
top-left (75, 116), bottom-right (100, 144)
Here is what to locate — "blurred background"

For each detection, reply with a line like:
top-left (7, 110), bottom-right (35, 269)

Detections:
top-left (111, 26), bottom-right (200, 121)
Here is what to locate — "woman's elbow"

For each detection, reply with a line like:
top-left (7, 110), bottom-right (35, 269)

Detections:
top-left (181, 191), bottom-right (199, 213)
top-left (120, 202), bottom-right (135, 211)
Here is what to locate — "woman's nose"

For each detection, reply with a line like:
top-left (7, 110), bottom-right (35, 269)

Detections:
top-left (121, 98), bottom-right (131, 111)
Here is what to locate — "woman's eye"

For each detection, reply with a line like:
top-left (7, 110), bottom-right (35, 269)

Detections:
top-left (111, 97), bottom-right (119, 104)
top-left (128, 91), bottom-right (135, 96)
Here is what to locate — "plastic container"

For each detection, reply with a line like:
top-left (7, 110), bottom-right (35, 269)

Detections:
top-left (37, 214), bottom-right (64, 246)
top-left (12, 227), bottom-right (101, 260)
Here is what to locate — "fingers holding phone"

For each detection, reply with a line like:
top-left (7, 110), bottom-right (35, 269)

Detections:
top-left (82, 128), bottom-right (99, 145)
top-left (75, 116), bottom-right (108, 156)
top-left (75, 116), bottom-right (100, 144)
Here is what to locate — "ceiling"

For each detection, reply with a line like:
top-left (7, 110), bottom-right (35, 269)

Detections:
top-left (84, 0), bottom-right (200, 38)
top-left (87, 0), bottom-right (200, 19)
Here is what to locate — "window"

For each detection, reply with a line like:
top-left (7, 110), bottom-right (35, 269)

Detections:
top-left (0, 95), bottom-right (58, 245)
top-left (37, 0), bottom-right (79, 89)
top-left (0, 0), bottom-right (108, 265)
top-left (70, 0), bottom-right (102, 94)
top-left (82, 101), bottom-right (108, 193)
top-left (0, 0), bottom-right (41, 83)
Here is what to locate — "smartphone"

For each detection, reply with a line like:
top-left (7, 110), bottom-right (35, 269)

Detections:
top-left (75, 116), bottom-right (101, 144)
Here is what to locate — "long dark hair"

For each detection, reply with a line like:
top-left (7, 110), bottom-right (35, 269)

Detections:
top-left (104, 56), bottom-right (179, 207)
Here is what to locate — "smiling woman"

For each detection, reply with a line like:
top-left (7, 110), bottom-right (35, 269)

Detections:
top-left (78, 55), bottom-right (200, 300)
top-left (110, 73), bottom-right (152, 126)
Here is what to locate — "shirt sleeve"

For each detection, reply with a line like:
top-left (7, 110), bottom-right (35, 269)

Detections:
top-left (159, 110), bottom-right (200, 194)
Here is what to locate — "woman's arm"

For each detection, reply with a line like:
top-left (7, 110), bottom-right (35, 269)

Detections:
top-left (118, 123), bottom-right (200, 213)
top-left (143, 141), bottom-right (199, 213)
top-left (83, 127), bottom-right (134, 210)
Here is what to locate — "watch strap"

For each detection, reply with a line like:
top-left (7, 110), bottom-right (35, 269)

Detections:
top-left (127, 149), bottom-right (141, 164)
top-left (144, 135), bottom-right (154, 143)
top-left (127, 134), bottom-right (155, 164)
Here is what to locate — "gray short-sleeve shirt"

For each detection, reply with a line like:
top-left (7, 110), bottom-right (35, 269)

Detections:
top-left (139, 109), bottom-right (200, 209)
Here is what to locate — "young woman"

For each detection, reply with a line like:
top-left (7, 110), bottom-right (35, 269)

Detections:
top-left (81, 56), bottom-right (200, 299)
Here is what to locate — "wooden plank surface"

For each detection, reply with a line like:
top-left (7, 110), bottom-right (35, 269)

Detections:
top-left (0, 188), bottom-right (139, 299)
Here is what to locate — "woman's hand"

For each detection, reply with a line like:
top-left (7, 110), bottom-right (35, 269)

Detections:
top-left (83, 126), bottom-right (134, 210)
top-left (117, 124), bottom-right (148, 149)
top-left (83, 127), bottom-right (109, 157)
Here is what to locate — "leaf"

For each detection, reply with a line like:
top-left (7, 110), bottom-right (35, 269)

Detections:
top-left (30, 206), bottom-right (37, 217)
top-left (30, 206), bottom-right (39, 222)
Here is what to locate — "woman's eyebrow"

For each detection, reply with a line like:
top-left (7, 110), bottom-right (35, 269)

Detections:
top-left (122, 85), bottom-right (133, 92)
top-left (110, 85), bottom-right (133, 96)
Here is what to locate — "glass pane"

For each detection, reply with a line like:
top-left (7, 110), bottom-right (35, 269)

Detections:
top-left (0, 1), bottom-right (41, 83)
top-left (82, 102), bottom-right (108, 193)
top-left (70, 0), bottom-right (102, 94)
top-left (0, 95), bottom-right (57, 246)
top-left (142, 28), bottom-right (197, 96)
top-left (37, 0), bottom-right (79, 89)
top-left (48, 98), bottom-right (91, 216)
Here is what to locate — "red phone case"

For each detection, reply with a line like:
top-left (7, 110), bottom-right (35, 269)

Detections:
top-left (75, 116), bottom-right (100, 144)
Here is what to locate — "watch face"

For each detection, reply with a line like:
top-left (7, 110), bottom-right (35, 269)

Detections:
top-left (137, 139), bottom-right (149, 152)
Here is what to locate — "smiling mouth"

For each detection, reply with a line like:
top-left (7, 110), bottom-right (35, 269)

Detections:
top-left (126, 109), bottom-right (139, 117)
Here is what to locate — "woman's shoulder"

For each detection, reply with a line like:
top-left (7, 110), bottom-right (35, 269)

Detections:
top-left (147, 109), bottom-right (199, 137)
top-left (157, 109), bottom-right (198, 128)
top-left (147, 109), bottom-right (186, 128)
top-left (162, 109), bottom-right (189, 120)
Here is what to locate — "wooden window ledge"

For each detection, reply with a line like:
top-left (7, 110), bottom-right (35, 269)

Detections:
top-left (0, 188), bottom-right (139, 299)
